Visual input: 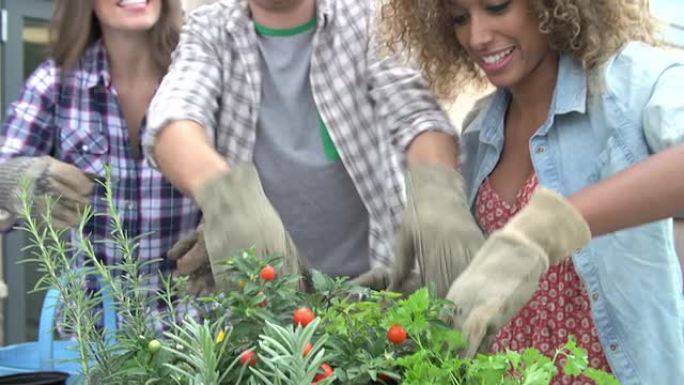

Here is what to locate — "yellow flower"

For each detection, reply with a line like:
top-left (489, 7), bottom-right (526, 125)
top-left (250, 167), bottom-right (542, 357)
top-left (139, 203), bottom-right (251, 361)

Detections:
top-left (216, 329), bottom-right (226, 344)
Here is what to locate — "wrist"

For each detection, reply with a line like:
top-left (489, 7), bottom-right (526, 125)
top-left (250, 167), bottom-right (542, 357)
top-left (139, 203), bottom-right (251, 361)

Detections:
top-left (406, 131), bottom-right (459, 169)
top-left (189, 161), bottom-right (231, 200)
top-left (505, 186), bottom-right (591, 263)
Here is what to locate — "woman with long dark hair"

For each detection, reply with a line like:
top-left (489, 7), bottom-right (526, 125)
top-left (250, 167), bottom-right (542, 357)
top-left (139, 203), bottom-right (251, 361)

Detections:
top-left (0, 0), bottom-right (200, 328)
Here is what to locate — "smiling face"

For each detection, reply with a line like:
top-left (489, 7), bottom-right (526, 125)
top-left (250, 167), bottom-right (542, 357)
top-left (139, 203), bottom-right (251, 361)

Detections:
top-left (94, 0), bottom-right (163, 34)
top-left (448, 0), bottom-right (554, 89)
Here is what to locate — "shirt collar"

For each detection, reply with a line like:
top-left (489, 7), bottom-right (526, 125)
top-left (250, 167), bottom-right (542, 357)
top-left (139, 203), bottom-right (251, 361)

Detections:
top-left (554, 53), bottom-right (587, 115)
top-left (479, 53), bottom-right (588, 143)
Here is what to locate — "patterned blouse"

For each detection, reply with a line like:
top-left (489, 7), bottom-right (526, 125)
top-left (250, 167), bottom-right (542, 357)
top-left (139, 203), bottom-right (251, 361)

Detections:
top-left (476, 174), bottom-right (611, 385)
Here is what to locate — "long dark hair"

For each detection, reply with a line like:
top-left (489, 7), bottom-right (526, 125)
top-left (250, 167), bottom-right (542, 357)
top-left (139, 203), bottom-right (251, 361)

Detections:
top-left (49, 0), bottom-right (182, 72)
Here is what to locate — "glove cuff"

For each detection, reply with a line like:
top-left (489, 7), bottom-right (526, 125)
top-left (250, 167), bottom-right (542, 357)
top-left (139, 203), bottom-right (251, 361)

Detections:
top-left (195, 163), bottom-right (265, 210)
top-left (503, 186), bottom-right (591, 265)
top-left (406, 164), bottom-right (468, 204)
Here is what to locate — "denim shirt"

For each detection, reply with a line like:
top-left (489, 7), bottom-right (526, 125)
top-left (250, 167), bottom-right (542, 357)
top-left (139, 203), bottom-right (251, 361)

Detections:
top-left (461, 42), bottom-right (684, 385)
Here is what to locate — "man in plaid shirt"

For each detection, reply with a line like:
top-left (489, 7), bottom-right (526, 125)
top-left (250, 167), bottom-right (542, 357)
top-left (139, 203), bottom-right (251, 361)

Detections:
top-left (144, 0), bottom-right (484, 296)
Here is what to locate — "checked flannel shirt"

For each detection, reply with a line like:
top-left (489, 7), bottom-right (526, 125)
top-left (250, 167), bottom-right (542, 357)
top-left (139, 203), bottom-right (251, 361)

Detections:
top-left (144, 0), bottom-right (457, 267)
top-left (0, 40), bottom-right (201, 323)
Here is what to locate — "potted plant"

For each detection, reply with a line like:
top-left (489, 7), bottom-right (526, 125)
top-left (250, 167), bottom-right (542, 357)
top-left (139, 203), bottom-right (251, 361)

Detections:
top-left (15, 173), bottom-right (618, 385)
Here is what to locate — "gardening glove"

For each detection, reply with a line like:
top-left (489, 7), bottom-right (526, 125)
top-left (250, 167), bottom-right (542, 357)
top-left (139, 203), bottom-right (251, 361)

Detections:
top-left (447, 186), bottom-right (591, 357)
top-left (193, 164), bottom-right (306, 289)
top-left (351, 266), bottom-right (421, 296)
top-left (167, 225), bottom-right (216, 295)
top-left (0, 156), bottom-right (94, 230)
top-left (386, 164), bottom-right (485, 297)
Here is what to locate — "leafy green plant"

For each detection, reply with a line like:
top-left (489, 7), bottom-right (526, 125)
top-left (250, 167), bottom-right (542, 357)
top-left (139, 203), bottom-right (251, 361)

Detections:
top-left (16, 174), bottom-right (619, 385)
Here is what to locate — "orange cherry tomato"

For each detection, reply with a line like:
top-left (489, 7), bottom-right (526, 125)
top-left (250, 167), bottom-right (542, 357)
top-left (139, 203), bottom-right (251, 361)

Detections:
top-left (387, 324), bottom-right (408, 345)
top-left (260, 265), bottom-right (277, 281)
top-left (293, 307), bottom-right (316, 327)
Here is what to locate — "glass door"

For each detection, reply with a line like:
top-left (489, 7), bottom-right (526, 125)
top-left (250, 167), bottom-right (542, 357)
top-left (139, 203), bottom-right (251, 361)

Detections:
top-left (1, 0), bottom-right (53, 345)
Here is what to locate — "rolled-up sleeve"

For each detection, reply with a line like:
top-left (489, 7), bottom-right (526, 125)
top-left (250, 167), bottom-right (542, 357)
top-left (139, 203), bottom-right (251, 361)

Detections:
top-left (1, 61), bottom-right (57, 160)
top-left (143, 7), bottom-right (225, 167)
top-left (365, 25), bottom-right (457, 152)
top-left (642, 63), bottom-right (684, 153)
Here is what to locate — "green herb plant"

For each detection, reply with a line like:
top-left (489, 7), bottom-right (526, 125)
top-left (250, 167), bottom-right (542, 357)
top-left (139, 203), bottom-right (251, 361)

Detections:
top-left (17, 174), bottom-right (619, 385)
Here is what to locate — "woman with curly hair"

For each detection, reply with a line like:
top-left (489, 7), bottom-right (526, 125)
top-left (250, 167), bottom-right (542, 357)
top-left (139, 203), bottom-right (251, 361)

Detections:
top-left (377, 0), bottom-right (684, 383)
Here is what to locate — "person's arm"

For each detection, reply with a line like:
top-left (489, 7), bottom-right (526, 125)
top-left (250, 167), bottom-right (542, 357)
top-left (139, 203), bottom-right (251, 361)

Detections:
top-left (570, 143), bottom-right (684, 236)
top-left (572, 54), bottom-right (684, 236)
top-left (406, 131), bottom-right (460, 168)
top-left (0, 61), bottom-right (93, 230)
top-left (447, 53), bottom-right (684, 356)
top-left (364, 6), bottom-right (459, 167)
top-left (153, 120), bottom-right (228, 198)
top-left (143, 5), bottom-right (228, 197)
top-left (0, 61), bottom-right (58, 159)
top-left (361, 5), bottom-right (483, 298)
top-left (0, 62), bottom-right (55, 229)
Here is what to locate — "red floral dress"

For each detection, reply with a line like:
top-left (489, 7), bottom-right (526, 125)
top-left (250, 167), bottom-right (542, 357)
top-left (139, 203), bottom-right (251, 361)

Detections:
top-left (475, 174), bottom-right (612, 385)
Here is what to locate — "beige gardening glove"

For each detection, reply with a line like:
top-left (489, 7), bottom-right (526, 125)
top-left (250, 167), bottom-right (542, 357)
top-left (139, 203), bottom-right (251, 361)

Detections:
top-left (177, 163), bottom-right (307, 290)
top-left (0, 156), bottom-right (94, 230)
top-left (167, 225), bottom-right (215, 295)
top-left (447, 186), bottom-right (591, 357)
top-left (354, 165), bottom-right (485, 297)
top-left (382, 164), bottom-right (485, 297)
top-left (351, 266), bottom-right (422, 296)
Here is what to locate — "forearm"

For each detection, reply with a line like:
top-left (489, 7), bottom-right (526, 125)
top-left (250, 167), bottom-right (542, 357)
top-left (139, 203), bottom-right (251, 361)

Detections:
top-left (154, 120), bottom-right (229, 199)
top-left (569, 144), bottom-right (684, 236)
top-left (406, 131), bottom-right (460, 169)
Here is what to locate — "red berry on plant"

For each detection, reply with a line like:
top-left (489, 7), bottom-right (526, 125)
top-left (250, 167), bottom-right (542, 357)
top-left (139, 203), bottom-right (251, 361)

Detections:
top-left (260, 265), bottom-right (277, 281)
top-left (239, 349), bottom-right (257, 366)
top-left (387, 324), bottom-right (408, 345)
top-left (313, 363), bottom-right (334, 381)
top-left (293, 307), bottom-right (316, 327)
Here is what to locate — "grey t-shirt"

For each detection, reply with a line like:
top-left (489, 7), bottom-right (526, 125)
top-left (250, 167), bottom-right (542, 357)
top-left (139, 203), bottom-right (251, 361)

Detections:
top-left (252, 20), bottom-right (370, 278)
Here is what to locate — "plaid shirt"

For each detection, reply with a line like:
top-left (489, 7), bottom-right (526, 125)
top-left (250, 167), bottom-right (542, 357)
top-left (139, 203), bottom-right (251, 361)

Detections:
top-left (144, 0), bottom-right (457, 267)
top-left (1, 41), bottom-right (201, 320)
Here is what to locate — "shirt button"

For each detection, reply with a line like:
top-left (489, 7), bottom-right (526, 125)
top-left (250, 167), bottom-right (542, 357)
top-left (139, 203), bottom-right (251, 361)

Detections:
top-left (609, 343), bottom-right (618, 351)
top-left (535, 146), bottom-right (545, 154)
top-left (591, 292), bottom-right (599, 301)
top-left (81, 144), bottom-right (89, 152)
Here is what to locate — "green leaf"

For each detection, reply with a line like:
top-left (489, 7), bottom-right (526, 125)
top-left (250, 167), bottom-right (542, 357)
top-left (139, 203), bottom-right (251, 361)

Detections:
top-left (583, 367), bottom-right (621, 385)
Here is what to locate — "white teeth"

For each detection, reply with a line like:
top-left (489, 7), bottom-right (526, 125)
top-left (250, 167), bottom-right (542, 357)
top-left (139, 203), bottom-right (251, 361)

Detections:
top-left (119, 0), bottom-right (146, 6)
top-left (482, 47), bottom-right (514, 64)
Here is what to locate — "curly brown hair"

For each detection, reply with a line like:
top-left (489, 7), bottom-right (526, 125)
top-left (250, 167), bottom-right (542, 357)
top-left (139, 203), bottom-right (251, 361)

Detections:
top-left (381, 0), bottom-right (658, 99)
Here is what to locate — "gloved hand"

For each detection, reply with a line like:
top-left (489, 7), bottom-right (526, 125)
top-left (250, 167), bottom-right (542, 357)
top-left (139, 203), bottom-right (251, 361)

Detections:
top-left (364, 165), bottom-right (485, 297)
top-left (351, 266), bottom-right (421, 296)
top-left (446, 186), bottom-right (591, 357)
top-left (0, 156), bottom-right (94, 229)
top-left (185, 164), bottom-right (306, 290)
top-left (167, 225), bottom-right (215, 295)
